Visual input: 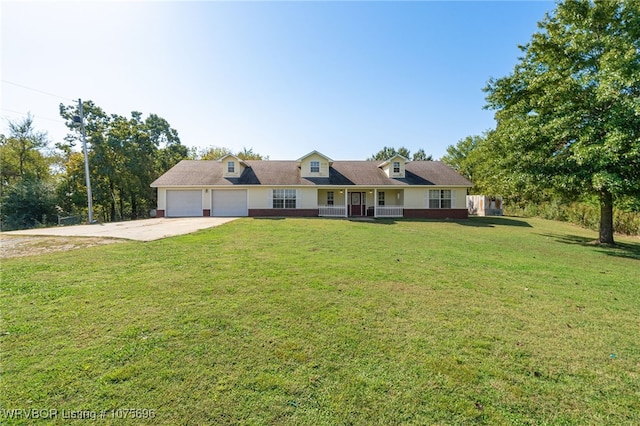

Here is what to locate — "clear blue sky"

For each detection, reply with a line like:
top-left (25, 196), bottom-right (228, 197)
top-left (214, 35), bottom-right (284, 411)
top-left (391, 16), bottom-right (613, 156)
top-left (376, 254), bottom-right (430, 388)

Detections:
top-left (1, 1), bottom-right (554, 160)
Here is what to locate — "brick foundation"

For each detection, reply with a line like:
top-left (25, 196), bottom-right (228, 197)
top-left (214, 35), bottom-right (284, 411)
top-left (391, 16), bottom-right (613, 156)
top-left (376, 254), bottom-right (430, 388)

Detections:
top-left (155, 209), bottom-right (165, 218)
top-left (249, 209), bottom-right (319, 217)
top-left (203, 209), bottom-right (211, 216)
top-left (403, 209), bottom-right (468, 219)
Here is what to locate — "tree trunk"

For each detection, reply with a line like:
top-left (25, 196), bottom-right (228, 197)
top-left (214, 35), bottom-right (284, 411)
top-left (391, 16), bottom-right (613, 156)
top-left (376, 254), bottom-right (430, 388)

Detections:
top-left (599, 191), bottom-right (615, 245)
top-left (131, 193), bottom-right (138, 220)
top-left (109, 181), bottom-right (117, 222)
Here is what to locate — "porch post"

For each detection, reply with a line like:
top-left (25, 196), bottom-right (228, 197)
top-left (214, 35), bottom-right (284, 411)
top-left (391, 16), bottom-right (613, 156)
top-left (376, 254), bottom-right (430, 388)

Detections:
top-left (374, 189), bottom-right (378, 218)
top-left (344, 189), bottom-right (348, 217)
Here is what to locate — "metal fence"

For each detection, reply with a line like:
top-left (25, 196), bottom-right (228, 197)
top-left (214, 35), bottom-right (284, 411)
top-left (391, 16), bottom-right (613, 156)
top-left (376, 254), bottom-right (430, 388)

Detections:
top-left (57, 215), bottom-right (83, 226)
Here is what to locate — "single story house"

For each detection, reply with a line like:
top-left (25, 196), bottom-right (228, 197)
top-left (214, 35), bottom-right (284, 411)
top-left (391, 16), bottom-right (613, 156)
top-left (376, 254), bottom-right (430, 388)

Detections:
top-left (150, 150), bottom-right (472, 219)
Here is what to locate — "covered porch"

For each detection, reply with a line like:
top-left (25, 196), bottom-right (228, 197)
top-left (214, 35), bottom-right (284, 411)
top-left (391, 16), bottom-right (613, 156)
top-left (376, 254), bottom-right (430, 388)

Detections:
top-left (317, 188), bottom-right (404, 218)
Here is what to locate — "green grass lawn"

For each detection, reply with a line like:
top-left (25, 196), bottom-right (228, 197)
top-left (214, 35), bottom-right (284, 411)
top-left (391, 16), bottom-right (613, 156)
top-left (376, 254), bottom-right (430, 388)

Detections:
top-left (2, 217), bottom-right (639, 424)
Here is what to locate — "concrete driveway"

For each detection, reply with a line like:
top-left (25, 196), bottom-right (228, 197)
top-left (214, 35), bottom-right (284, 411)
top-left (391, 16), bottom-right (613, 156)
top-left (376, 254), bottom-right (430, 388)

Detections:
top-left (2, 217), bottom-right (238, 242)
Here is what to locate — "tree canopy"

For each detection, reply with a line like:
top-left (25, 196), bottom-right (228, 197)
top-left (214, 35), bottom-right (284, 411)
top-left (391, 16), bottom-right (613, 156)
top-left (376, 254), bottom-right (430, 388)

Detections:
top-left (441, 135), bottom-right (486, 189)
top-left (367, 146), bottom-right (433, 161)
top-left (0, 115), bottom-right (50, 192)
top-left (198, 146), bottom-right (268, 161)
top-left (483, 0), bottom-right (640, 244)
top-left (0, 116), bottom-right (57, 230)
top-left (58, 101), bottom-right (189, 221)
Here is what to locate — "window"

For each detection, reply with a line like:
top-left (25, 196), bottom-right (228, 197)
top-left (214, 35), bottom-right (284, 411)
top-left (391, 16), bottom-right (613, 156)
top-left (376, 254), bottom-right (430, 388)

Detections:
top-left (393, 162), bottom-right (400, 173)
top-left (327, 191), bottom-right (334, 205)
top-left (273, 189), bottom-right (296, 209)
top-left (378, 191), bottom-right (385, 206)
top-left (310, 161), bottom-right (320, 173)
top-left (227, 161), bottom-right (235, 173)
top-left (429, 190), bottom-right (452, 209)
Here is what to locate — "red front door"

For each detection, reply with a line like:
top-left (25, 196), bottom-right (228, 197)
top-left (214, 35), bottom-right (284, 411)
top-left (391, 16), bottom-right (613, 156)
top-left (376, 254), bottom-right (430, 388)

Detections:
top-left (350, 192), bottom-right (364, 216)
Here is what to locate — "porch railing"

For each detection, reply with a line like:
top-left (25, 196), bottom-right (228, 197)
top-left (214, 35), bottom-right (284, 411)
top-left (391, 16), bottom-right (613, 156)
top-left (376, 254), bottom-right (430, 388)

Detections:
top-left (375, 206), bottom-right (404, 218)
top-left (318, 205), bottom-right (347, 217)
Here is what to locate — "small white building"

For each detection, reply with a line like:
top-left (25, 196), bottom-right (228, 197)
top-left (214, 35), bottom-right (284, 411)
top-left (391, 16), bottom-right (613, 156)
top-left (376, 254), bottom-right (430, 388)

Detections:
top-left (467, 195), bottom-right (503, 216)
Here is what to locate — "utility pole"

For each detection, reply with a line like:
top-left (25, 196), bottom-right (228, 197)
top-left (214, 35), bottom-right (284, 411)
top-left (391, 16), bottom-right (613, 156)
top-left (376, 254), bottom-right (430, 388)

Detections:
top-left (76, 99), bottom-right (94, 223)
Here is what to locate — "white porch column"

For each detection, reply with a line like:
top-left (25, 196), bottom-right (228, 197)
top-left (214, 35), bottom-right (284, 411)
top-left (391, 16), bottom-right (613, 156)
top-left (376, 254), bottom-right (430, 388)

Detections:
top-left (344, 189), bottom-right (348, 217)
top-left (374, 189), bottom-right (378, 218)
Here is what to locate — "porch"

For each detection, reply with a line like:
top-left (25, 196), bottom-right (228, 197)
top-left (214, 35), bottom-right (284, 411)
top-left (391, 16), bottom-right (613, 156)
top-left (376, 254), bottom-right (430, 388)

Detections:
top-left (317, 188), bottom-right (404, 218)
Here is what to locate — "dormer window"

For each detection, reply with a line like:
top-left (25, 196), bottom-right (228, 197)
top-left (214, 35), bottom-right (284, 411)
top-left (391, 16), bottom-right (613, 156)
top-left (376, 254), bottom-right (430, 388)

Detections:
top-left (378, 155), bottom-right (407, 178)
top-left (296, 151), bottom-right (333, 178)
top-left (228, 161), bottom-right (235, 173)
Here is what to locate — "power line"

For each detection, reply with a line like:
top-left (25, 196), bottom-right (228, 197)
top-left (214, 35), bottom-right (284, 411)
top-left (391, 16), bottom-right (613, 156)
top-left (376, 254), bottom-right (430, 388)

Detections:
top-left (1, 79), bottom-right (75, 102)
top-left (0, 108), bottom-right (67, 124)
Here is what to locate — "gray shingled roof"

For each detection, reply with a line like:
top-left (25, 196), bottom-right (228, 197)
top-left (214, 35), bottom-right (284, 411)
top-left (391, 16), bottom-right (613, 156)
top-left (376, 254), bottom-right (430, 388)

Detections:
top-left (150, 160), bottom-right (472, 187)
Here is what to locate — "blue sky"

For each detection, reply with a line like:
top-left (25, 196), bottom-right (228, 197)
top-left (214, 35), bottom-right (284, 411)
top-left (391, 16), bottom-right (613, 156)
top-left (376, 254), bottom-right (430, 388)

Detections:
top-left (1, 1), bottom-right (554, 160)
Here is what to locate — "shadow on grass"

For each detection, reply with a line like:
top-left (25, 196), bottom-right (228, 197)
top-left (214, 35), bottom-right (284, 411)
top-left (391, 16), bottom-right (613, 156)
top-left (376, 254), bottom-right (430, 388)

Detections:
top-left (539, 233), bottom-right (640, 260)
top-left (249, 215), bottom-right (533, 228)
top-left (352, 216), bottom-right (533, 228)
top-left (459, 216), bottom-right (533, 228)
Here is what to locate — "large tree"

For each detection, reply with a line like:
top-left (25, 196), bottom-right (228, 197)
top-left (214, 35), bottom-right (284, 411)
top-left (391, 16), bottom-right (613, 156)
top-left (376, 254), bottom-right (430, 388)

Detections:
top-left (58, 101), bottom-right (188, 221)
top-left (0, 116), bottom-right (58, 230)
top-left (484, 0), bottom-right (640, 244)
top-left (0, 115), bottom-right (50, 193)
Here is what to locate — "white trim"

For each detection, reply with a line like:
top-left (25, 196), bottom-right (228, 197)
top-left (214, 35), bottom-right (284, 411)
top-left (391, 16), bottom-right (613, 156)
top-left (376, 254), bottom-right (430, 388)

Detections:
top-left (296, 150), bottom-right (334, 165)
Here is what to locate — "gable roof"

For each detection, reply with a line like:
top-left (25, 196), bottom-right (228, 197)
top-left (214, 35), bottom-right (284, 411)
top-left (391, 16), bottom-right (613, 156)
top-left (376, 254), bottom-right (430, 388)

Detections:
top-left (150, 160), bottom-right (471, 187)
top-left (378, 154), bottom-right (410, 168)
top-left (296, 150), bottom-right (334, 166)
top-left (218, 154), bottom-right (249, 167)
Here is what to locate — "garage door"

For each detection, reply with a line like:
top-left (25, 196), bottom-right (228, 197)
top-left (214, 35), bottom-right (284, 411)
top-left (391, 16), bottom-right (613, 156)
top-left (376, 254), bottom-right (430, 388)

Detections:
top-left (166, 190), bottom-right (202, 217)
top-left (211, 190), bottom-right (247, 217)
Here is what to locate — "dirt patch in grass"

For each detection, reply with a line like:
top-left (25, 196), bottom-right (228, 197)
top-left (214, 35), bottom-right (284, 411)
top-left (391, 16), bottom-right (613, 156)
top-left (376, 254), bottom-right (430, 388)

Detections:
top-left (0, 234), bottom-right (122, 259)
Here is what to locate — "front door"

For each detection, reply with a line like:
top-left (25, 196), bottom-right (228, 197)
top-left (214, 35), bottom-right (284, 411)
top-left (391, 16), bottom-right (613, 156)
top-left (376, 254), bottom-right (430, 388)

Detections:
top-left (350, 192), bottom-right (364, 216)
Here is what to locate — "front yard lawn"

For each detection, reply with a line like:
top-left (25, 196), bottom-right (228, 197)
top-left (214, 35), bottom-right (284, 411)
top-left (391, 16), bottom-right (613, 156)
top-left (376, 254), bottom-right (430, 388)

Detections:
top-left (1, 217), bottom-right (639, 424)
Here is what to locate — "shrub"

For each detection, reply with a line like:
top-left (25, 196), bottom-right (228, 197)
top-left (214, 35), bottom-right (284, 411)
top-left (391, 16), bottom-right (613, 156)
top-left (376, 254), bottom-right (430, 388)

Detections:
top-left (505, 200), bottom-right (640, 236)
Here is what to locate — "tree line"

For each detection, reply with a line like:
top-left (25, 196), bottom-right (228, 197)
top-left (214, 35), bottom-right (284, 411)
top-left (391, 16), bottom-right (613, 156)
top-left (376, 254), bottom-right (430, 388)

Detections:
top-left (0, 101), bottom-right (272, 230)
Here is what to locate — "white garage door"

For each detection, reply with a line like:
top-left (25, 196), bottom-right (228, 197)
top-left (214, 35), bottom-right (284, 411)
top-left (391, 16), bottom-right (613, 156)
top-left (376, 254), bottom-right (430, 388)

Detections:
top-left (211, 190), bottom-right (248, 217)
top-left (166, 190), bottom-right (202, 217)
